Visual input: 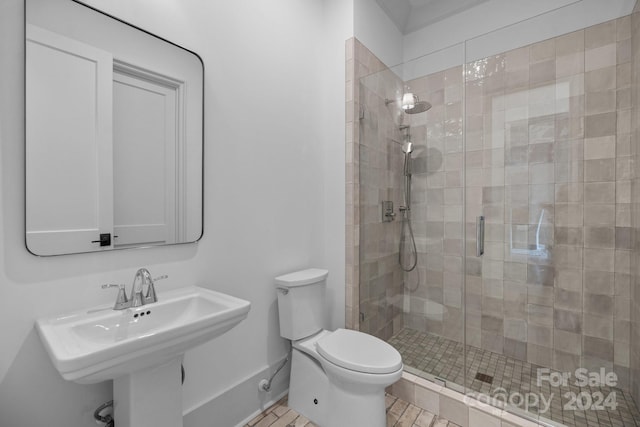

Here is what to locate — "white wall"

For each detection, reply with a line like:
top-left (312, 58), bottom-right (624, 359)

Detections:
top-left (353, 0), bottom-right (403, 68)
top-left (402, 0), bottom-right (637, 79)
top-left (0, 1), bottom-right (352, 426)
top-left (321, 0), bottom-right (353, 332)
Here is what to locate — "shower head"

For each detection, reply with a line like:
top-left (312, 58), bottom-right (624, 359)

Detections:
top-left (385, 93), bottom-right (431, 115)
top-left (403, 101), bottom-right (432, 114)
top-left (401, 92), bottom-right (432, 115)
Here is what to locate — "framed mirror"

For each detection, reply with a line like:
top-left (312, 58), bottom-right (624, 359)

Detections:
top-left (25, 0), bottom-right (204, 256)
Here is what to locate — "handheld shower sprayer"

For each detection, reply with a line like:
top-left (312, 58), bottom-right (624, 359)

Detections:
top-left (400, 126), bottom-right (413, 178)
top-left (402, 141), bottom-right (413, 154)
top-left (402, 139), bottom-right (413, 173)
top-left (385, 93), bottom-right (431, 280)
top-left (398, 125), bottom-right (417, 272)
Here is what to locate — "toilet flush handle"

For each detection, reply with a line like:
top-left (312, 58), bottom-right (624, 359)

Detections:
top-left (277, 287), bottom-right (289, 295)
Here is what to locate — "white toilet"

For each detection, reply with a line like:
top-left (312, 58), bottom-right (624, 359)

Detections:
top-left (275, 268), bottom-right (403, 427)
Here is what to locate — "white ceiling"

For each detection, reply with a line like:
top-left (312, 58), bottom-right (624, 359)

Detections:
top-left (374, 0), bottom-right (491, 34)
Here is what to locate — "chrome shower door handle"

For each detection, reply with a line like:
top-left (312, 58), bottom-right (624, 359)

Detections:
top-left (476, 216), bottom-right (485, 257)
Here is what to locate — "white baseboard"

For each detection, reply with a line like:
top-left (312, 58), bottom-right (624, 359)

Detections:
top-left (233, 389), bottom-right (289, 427)
top-left (183, 357), bottom-right (290, 427)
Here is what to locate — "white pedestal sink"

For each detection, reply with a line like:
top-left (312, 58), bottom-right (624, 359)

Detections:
top-left (113, 358), bottom-right (183, 427)
top-left (36, 286), bottom-right (251, 427)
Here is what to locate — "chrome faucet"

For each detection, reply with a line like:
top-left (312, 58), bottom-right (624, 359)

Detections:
top-left (102, 268), bottom-right (167, 310)
top-left (131, 268), bottom-right (152, 307)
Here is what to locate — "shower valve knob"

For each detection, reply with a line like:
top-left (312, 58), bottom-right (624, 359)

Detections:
top-left (382, 201), bottom-right (395, 222)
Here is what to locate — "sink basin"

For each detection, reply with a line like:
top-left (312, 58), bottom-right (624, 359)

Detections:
top-left (36, 286), bottom-right (251, 384)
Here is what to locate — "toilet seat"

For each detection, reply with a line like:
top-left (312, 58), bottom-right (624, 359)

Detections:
top-left (316, 328), bottom-right (402, 374)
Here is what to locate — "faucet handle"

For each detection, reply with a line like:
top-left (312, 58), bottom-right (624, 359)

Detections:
top-left (153, 275), bottom-right (168, 282)
top-left (101, 283), bottom-right (125, 289)
top-left (102, 284), bottom-right (129, 310)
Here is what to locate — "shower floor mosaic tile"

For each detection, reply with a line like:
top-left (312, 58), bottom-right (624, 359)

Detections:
top-left (389, 328), bottom-right (640, 427)
top-left (244, 393), bottom-right (457, 427)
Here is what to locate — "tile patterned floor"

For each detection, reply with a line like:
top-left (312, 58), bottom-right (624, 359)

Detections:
top-left (244, 394), bottom-right (458, 427)
top-left (389, 328), bottom-right (640, 427)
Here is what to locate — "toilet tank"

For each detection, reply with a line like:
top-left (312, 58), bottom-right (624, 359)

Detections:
top-left (275, 268), bottom-right (328, 340)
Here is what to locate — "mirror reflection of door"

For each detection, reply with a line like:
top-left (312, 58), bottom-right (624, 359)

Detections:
top-left (112, 63), bottom-right (184, 248)
top-left (26, 27), bottom-right (184, 253)
top-left (26, 25), bottom-right (114, 255)
top-left (25, 0), bottom-right (203, 256)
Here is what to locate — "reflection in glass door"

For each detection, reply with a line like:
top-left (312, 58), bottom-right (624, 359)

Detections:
top-left (461, 15), bottom-right (640, 425)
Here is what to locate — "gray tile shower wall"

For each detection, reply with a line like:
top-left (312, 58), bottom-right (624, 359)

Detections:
top-left (357, 46), bottom-right (405, 341)
top-left (346, 39), bottom-right (406, 339)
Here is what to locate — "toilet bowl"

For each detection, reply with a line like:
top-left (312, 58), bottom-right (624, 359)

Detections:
top-left (275, 269), bottom-right (403, 427)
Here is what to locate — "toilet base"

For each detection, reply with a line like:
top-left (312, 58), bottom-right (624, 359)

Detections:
top-left (288, 348), bottom-right (329, 425)
top-left (288, 348), bottom-right (392, 427)
top-left (326, 384), bottom-right (386, 427)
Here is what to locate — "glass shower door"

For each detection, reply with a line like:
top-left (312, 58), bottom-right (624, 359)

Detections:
top-left (393, 49), bottom-right (468, 393)
top-left (354, 5), bottom-right (640, 426)
top-left (463, 12), bottom-right (640, 425)
top-left (357, 40), bottom-right (469, 396)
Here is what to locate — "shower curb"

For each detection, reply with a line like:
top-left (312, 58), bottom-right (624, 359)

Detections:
top-left (388, 371), bottom-right (564, 427)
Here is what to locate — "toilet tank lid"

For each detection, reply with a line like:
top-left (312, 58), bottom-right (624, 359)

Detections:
top-left (275, 268), bottom-right (329, 287)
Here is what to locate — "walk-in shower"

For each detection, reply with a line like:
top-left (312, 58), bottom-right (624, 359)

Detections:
top-left (354, 6), bottom-right (640, 427)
